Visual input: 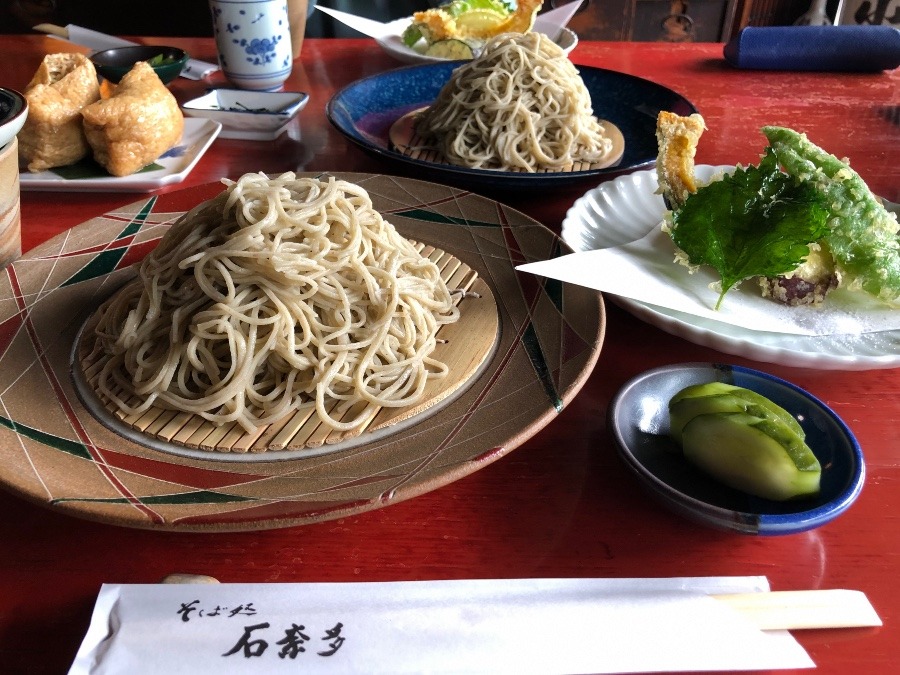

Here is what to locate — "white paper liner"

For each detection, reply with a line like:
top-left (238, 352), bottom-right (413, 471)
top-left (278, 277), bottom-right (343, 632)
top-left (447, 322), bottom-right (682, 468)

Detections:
top-left (519, 226), bottom-right (900, 337)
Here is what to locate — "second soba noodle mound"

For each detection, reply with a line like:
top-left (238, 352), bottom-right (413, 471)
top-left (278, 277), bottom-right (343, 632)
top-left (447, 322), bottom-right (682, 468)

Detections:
top-left (91, 173), bottom-right (460, 433)
top-left (414, 32), bottom-right (614, 172)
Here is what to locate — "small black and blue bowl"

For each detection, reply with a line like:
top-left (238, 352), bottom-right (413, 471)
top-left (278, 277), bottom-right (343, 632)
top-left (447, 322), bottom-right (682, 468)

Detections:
top-left (0, 88), bottom-right (28, 149)
top-left (608, 363), bottom-right (864, 535)
top-left (90, 45), bottom-right (189, 84)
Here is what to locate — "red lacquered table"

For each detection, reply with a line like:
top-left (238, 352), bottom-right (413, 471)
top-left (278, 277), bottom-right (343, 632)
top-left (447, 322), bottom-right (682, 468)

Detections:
top-left (1, 35), bottom-right (898, 674)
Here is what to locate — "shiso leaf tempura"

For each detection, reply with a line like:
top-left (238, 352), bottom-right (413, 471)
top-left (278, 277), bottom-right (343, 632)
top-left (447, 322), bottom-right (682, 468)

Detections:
top-left (669, 150), bottom-right (831, 310)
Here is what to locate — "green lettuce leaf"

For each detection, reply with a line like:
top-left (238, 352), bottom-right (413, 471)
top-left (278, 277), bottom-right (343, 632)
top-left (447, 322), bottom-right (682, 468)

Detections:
top-left (670, 150), bottom-right (831, 310)
top-left (443, 0), bottom-right (515, 18)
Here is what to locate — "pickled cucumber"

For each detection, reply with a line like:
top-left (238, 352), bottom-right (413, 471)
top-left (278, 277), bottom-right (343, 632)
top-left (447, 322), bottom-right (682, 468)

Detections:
top-left (680, 412), bottom-right (821, 501)
top-left (670, 381), bottom-right (741, 404)
top-left (669, 382), bottom-right (805, 439)
top-left (670, 394), bottom-right (779, 444)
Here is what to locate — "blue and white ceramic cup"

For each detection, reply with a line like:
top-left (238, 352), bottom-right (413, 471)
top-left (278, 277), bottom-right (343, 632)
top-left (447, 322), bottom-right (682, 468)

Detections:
top-left (209, 0), bottom-right (293, 90)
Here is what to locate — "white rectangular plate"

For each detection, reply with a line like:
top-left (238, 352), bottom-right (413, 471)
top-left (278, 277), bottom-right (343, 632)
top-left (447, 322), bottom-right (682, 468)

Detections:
top-left (19, 118), bottom-right (222, 193)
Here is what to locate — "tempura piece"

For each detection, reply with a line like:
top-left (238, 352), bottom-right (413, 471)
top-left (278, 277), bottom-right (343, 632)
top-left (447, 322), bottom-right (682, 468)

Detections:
top-left (655, 111), bottom-right (706, 209)
top-left (17, 53), bottom-right (100, 172)
top-left (81, 61), bottom-right (184, 177)
top-left (410, 0), bottom-right (543, 42)
top-left (655, 113), bottom-right (899, 308)
top-left (763, 126), bottom-right (900, 306)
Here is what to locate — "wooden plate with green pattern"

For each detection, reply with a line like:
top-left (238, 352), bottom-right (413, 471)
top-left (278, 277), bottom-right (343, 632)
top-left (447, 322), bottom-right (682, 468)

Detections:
top-left (0, 173), bottom-right (605, 531)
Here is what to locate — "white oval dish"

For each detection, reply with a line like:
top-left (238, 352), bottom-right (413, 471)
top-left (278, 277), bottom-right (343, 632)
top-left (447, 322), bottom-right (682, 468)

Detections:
top-left (377, 19), bottom-right (578, 65)
top-left (562, 166), bottom-right (900, 371)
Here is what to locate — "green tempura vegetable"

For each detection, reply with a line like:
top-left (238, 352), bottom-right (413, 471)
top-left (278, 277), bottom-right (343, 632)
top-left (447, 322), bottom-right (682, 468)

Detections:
top-left (401, 25), bottom-right (424, 47)
top-left (763, 126), bottom-right (900, 306)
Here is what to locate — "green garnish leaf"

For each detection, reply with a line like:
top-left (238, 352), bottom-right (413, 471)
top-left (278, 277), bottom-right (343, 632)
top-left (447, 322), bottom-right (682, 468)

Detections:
top-left (145, 53), bottom-right (177, 67)
top-left (670, 150), bottom-right (831, 310)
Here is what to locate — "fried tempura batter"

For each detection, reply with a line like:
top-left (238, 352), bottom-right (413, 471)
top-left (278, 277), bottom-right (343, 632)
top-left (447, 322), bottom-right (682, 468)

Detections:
top-left (18, 53), bottom-right (101, 172)
top-left (655, 111), bottom-right (706, 209)
top-left (411, 0), bottom-right (543, 42)
top-left (81, 61), bottom-right (184, 177)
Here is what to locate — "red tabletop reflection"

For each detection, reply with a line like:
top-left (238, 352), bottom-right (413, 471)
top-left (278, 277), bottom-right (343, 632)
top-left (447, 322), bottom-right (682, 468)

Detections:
top-left (1, 34), bottom-right (898, 675)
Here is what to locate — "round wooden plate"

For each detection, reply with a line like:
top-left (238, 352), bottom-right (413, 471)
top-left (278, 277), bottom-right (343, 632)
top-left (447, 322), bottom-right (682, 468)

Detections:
top-left (0, 173), bottom-right (605, 531)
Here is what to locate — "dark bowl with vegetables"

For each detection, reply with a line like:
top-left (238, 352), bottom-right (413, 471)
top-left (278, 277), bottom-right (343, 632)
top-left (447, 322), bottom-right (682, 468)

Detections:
top-left (90, 45), bottom-right (189, 84)
top-left (609, 362), bottom-right (864, 535)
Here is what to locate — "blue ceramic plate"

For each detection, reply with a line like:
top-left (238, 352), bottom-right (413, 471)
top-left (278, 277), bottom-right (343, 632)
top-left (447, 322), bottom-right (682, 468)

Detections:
top-left (326, 62), bottom-right (697, 189)
top-left (608, 363), bottom-right (864, 535)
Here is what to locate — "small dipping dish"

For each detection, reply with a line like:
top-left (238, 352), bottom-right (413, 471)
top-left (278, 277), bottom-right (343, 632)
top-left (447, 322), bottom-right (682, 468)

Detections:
top-left (0, 88), bottom-right (26, 269)
top-left (0, 88), bottom-right (28, 148)
top-left (90, 45), bottom-right (189, 84)
top-left (608, 362), bottom-right (864, 535)
top-left (181, 89), bottom-right (309, 140)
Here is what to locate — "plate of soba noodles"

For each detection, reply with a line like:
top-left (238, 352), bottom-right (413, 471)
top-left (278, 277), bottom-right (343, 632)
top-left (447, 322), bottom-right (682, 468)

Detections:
top-left (326, 33), bottom-right (697, 189)
top-left (0, 171), bottom-right (605, 531)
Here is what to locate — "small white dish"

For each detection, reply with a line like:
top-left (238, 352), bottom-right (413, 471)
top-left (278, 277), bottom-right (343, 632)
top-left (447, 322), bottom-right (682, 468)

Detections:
top-left (0, 88), bottom-right (28, 149)
top-left (19, 118), bottom-right (221, 193)
top-left (181, 89), bottom-right (309, 140)
top-left (377, 18), bottom-right (578, 65)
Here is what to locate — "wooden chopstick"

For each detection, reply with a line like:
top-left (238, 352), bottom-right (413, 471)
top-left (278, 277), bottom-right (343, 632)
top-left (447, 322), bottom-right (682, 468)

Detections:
top-left (713, 590), bottom-right (881, 630)
top-left (32, 23), bottom-right (69, 38)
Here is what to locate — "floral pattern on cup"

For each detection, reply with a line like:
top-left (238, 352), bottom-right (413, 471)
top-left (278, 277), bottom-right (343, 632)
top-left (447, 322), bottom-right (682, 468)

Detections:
top-left (238, 34), bottom-right (286, 66)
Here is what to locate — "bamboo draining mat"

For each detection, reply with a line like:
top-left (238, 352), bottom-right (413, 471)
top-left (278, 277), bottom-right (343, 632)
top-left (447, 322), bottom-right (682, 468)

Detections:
top-left (77, 244), bottom-right (498, 455)
top-left (388, 107), bottom-right (626, 173)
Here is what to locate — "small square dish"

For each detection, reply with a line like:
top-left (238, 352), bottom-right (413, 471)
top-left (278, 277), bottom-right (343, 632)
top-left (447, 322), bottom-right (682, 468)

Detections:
top-left (181, 89), bottom-right (310, 140)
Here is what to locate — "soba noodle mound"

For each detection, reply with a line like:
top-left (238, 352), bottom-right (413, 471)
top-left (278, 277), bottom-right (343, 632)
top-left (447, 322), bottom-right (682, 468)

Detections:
top-left (414, 31), bottom-right (614, 172)
top-left (90, 173), bottom-right (460, 433)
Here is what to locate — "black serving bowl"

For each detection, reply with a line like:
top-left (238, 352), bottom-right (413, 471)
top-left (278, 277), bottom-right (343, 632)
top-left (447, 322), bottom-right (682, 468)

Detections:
top-left (0, 87), bottom-right (28, 148)
top-left (90, 45), bottom-right (189, 84)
